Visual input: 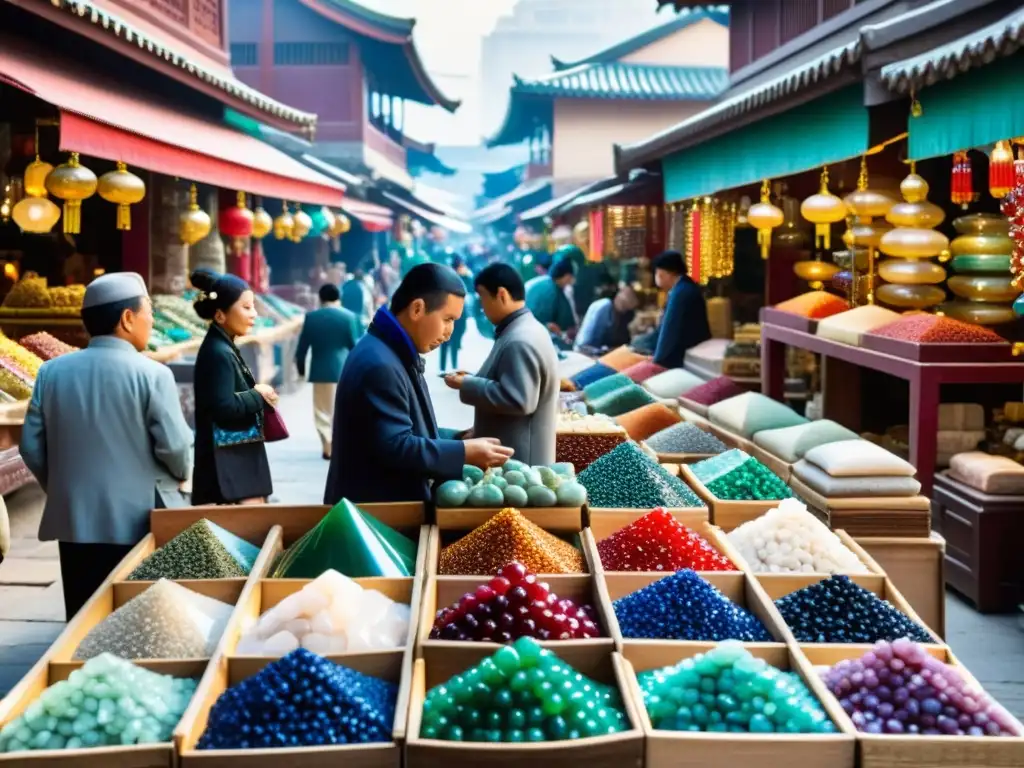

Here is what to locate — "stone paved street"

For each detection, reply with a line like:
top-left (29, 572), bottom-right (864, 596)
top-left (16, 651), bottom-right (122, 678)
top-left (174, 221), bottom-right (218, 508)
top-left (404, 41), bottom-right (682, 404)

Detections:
top-left (1, 325), bottom-right (1022, 718)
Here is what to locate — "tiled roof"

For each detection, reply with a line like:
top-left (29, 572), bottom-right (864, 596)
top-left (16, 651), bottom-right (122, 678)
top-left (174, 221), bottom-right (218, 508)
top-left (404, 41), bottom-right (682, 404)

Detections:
top-left (515, 62), bottom-right (728, 101)
top-left (880, 6), bottom-right (1024, 94)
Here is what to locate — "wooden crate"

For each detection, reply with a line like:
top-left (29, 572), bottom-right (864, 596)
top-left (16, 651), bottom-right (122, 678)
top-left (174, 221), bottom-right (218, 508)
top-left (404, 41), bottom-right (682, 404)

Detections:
top-left (600, 571), bottom-right (792, 663)
top-left (678, 464), bottom-right (780, 532)
top-left (787, 475), bottom-right (932, 539)
top-left (621, 646), bottom-right (856, 768)
top-left (416, 571), bottom-right (614, 668)
top-left (850, 533), bottom-right (947, 640)
top-left (585, 505), bottom-right (709, 534)
top-left (798, 645), bottom-right (1024, 768)
top-left (405, 653), bottom-right (644, 768)
top-left (738, 528), bottom-right (885, 585)
top-left (755, 572), bottom-right (946, 654)
top-left (435, 506), bottom-right (584, 533)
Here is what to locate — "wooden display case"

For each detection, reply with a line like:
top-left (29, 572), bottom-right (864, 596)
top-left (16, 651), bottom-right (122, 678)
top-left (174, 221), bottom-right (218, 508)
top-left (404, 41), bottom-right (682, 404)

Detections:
top-left (787, 474), bottom-right (932, 539)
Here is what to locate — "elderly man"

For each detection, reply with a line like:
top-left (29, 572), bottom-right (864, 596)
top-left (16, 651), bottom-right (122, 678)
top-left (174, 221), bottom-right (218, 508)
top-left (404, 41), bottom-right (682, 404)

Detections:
top-left (21, 273), bottom-right (193, 619)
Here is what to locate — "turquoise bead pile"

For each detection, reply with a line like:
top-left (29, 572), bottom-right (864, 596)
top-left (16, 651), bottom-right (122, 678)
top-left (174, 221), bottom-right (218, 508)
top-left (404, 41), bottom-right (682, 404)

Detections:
top-left (690, 449), bottom-right (794, 501)
top-left (581, 373), bottom-right (633, 402)
top-left (419, 637), bottom-right (630, 743)
top-left (578, 442), bottom-right (702, 508)
top-left (588, 383), bottom-right (656, 417)
top-left (0, 654), bottom-right (197, 752)
top-left (638, 641), bottom-right (837, 734)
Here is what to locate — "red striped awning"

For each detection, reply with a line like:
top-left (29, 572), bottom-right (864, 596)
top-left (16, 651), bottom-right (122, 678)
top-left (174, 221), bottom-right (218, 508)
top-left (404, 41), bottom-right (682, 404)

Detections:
top-left (341, 198), bottom-right (393, 233)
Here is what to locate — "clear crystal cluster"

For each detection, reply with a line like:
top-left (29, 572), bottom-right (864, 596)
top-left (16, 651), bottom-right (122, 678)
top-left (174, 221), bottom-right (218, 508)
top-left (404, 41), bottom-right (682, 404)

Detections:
top-left (235, 569), bottom-right (411, 656)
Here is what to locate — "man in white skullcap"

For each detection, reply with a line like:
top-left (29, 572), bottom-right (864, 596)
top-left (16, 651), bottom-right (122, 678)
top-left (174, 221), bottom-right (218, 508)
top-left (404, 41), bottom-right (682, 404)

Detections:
top-left (21, 272), bottom-right (193, 619)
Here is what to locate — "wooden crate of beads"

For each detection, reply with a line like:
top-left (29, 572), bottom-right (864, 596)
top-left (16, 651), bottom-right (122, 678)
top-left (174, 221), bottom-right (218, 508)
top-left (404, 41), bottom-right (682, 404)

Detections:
top-left (787, 475), bottom-right (932, 539)
top-left (405, 652), bottom-right (644, 768)
top-left (678, 464), bottom-right (781, 532)
top-left (735, 528), bottom-right (886, 588)
top-left (620, 645), bottom-right (856, 768)
top-left (797, 645), bottom-right (1024, 768)
top-left (416, 572), bottom-right (614, 669)
top-left (174, 651), bottom-right (410, 768)
top-left (435, 506), bottom-right (584, 534)
top-left (585, 505), bottom-right (709, 532)
top-left (756, 573), bottom-right (946, 656)
top-left (599, 571), bottom-right (793, 664)
top-left (555, 428), bottom-right (628, 472)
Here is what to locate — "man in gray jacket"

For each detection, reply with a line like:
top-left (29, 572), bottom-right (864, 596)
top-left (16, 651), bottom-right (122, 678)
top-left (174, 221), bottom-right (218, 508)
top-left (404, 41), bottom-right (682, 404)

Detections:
top-left (21, 273), bottom-right (193, 619)
top-left (444, 263), bottom-right (559, 465)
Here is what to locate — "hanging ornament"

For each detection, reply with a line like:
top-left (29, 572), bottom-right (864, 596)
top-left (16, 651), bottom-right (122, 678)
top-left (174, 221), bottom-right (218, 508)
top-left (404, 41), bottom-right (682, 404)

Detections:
top-left (843, 157), bottom-right (895, 304)
top-left (1014, 140), bottom-right (1024, 187)
top-left (746, 180), bottom-right (784, 259)
top-left (273, 202), bottom-right (294, 240)
top-left (45, 152), bottom-right (97, 234)
top-left (800, 167), bottom-right (847, 250)
top-left (331, 211), bottom-right (351, 238)
top-left (989, 140), bottom-right (1015, 199)
top-left (23, 155), bottom-right (53, 198)
top-left (179, 183), bottom-right (212, 246)
top-left (877, 164), bottom-right (949, 310)
top-left (251, 204), bottom-right (273, 240)
top-left (96, 162), bottom-right (146, 231)
top-left (950, 151), bottom-right (974, 207)
top-left (220, 190), bottom-right (255, 240)
top-left (793, 258), bottom-right (841, 290)
top-left (940, 213), bottom-right (1016, 325)
top-left (291, 207), bottom-right (313, 242)
top-left (572, 219), bottom-right (589, 252)
top-left (320, 207), bottom-right (337, 237)
top-left (11, 195), bottom-right (60, 234)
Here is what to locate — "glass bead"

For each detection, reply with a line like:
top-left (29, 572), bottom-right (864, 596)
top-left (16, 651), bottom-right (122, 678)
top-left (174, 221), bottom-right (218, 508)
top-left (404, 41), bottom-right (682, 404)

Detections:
top-left (438, 510), bottom-right (585, 575)
top-left (691, 450), bottom-right (792, 502)
top-left (578, 443), bottom-right (703, 508)
top-left (597, 509), bottom-right (736, 573)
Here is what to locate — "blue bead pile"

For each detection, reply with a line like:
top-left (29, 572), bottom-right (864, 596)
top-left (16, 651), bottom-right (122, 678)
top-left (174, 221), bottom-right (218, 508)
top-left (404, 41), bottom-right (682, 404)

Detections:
top-left (775, 575), bottom-right (934, 644)
top-left (571, 363), bottom-right (617, 389)
top-left (613, 570), bottom-right (772, 642)
top-left (197, 649), bottom-right (396, 750)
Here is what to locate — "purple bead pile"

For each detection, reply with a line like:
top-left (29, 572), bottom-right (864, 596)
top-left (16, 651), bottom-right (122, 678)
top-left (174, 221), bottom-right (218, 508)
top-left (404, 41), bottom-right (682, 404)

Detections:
top-left (822, 639), bottom-right (1022, 737)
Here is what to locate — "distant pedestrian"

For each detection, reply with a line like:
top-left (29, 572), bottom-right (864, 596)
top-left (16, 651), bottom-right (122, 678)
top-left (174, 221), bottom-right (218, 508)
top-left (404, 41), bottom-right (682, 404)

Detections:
top-left (575, 282), bottom-right (639, 354)
top-left (21, 273), bottom-right (193, 619)
top-left (439, 255), bottom-right (474, 371)
top-left (295, 284), bottom-right (360, 459)
top-left (525, 256), bottom-right (577, 349)
top-left (651, 250), bottom-right (711, 368)
top-left (342, 262), bottom-right (373, 334)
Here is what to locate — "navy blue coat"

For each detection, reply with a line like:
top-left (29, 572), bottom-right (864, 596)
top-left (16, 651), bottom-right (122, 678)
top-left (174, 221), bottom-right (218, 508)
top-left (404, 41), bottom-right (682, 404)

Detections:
top-left (653, 275), bottom-right (712, 368)
top-left (323, 308), bottom-right (465, 505)
top-left (295, 305), bottom-right (360, 383)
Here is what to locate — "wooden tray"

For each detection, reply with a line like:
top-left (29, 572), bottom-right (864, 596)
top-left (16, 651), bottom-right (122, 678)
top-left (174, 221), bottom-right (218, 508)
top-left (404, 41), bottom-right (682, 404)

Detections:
top-left (788, 475), bottom-right (932, 538)
top-left (678, 464), bottom-right (781, 532)
top-left (601, 571), bottom-right (792, 662)
top-left (799, 645), bottom-right (1024, 768)
top-left (585, 505), bottom-right (709, 532)
top-left (405, 653), bottom-right (644, 768)
top-left (623, 646), bottom-right (856, 768)
top-left (859, 333), bottom-right (1015, 363)
top-left (435, 506), bottom-right (584, 533)
top-left (761, 306), bottom-right (820, 334)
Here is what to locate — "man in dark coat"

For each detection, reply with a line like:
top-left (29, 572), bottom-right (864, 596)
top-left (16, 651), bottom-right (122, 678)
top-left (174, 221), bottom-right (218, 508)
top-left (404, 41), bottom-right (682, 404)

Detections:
top-left (324, 263), bottom-right (514, 505)
top-left (652, 250), bottom-right (712, 368)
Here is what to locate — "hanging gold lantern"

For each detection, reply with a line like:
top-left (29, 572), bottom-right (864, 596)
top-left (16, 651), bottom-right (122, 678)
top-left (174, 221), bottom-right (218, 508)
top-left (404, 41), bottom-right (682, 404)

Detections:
top-left (273, 202), bottom-right (294, 240)
top-left (800, 167), bottom-right (846, 250)
top-left (97, 161), bottom-right (146, 231)
top-left (291, 208), bottom-right (313, 242)
top-left (320, 207), bottom-right (337, 237)
top-left (793, 259), bottom-right (841, 290)
top-left (23, 156), bottom-right (53, 198)
top-left (842, 158), bottom-right (895, 304)
top-left (746, 180), bottom-right (784, 259)
top-left (179, 183), bottom-right (212, 245)
top-left (331, 211), bottom-right (351, 237)
top-left (11, 196), bottom-right (60, 234)
top-left (252, 205), bottom-right (273, 239)
top-left (45, 152), bottom-right (97, 234)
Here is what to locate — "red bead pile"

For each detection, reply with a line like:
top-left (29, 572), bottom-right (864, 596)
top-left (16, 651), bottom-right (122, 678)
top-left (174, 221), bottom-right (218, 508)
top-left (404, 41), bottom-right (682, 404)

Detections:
top-left (596, 508), bottom-right (736, 572)
top-left (680, 375), bottom-right (743, 407)
top-left (429, 562), bottom-right (601, 642)
top-left (869, 314), bottom-right (1004, 344)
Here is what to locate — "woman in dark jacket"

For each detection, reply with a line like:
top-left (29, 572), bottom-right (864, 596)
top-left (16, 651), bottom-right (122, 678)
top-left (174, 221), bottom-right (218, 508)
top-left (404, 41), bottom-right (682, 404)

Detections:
top-left (190, 269), bottom-right (277, 505)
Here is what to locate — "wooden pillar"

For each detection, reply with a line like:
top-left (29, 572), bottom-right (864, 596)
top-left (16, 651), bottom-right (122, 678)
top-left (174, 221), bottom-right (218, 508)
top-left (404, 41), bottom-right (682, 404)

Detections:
top-left (148, 175), bottom-right (189, 295)
top-left (120, 176), bottom-right (150, 284)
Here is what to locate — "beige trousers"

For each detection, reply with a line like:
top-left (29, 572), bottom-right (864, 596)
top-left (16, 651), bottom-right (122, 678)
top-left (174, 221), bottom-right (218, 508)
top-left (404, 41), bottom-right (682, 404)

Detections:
top-left (313, 382), bottom-right (337, 456)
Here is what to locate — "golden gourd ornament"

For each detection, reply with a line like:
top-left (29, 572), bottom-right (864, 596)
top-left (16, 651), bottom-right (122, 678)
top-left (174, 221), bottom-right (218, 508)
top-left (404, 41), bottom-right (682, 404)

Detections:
top-left (12, 196), bottom-right (60, 234)
top-left (251, 206), bottom-right (273, 240)
top-left (97, 162), bottom-right (146, 231)
top-left (746, 180), bottom-right (784, 259)
top-left (273, 202), bottom-right (294, 240)
top-left (23, 156), bottom-right (53, 198)
top-left (320, 207), bottom-right (337, 237)
top-left (939, 213), bottom-right (1017, 325)
top-left (45, 152), bottom-right (97, 234)
top-left (800, 167), bottom-right (846, 250)
top-left (331, 211), bottom-right (351, 237)
top-left (179, 183), bottom-right (212, 246)
top-left (841, 158), bottom-right (895, 304)
top-left (291, 208), bottom-right (313, 242)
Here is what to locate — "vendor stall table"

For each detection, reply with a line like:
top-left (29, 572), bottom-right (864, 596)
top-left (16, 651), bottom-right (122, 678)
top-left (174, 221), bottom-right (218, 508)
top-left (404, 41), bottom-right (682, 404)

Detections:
top-left (760, 316), bottom-right (1024, 498)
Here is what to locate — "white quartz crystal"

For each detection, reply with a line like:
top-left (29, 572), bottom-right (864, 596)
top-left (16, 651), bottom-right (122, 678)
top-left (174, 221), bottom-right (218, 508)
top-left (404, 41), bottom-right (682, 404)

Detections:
top-left (235, 569), bottom-right (410, 656)
top-left (727, 498), bottom-right (872, 575)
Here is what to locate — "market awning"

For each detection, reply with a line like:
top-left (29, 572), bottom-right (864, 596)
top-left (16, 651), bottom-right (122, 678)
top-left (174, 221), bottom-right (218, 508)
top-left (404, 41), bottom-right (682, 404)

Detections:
top-left (0, 38), bottom-right (345, 206)
top-left (382, 192), bottom-right (473, 235)
top-left (473, 177), bottom-right (553, 221)
top-left (519, 178), bottom-right (611, 222)
top-left (341, 198), bottom-right (393, 233)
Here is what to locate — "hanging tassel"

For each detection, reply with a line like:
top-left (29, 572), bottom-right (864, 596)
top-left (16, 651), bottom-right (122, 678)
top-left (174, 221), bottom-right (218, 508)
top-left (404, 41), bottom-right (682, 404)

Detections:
top-left (116, 203), bottom-right (131, 231)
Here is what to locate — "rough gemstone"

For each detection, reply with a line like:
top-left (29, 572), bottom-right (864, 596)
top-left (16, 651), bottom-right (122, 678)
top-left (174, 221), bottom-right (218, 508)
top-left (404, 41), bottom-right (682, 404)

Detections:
top-left (128, 519), bottom-right (261, 581)
top-left (271, 499), bottom-right (416, 578)
top-left (74, 579), bottom-right (234, 661)
top-left (235, 569), bottom-right (411, 656)
top-left (438, 508), bottom-right (585, 575)
top-left (727, 498), bottom-right (871, 574)
top-left (638, 641), bottom-right (836, 734)
top-left (596, 509), bottom-right (735, 572)
top-left (419, 637), bottom-right (629, 742)
top-left (613, 570), bottom-right (772, 642)
top-left (578, 442), bottom-right (702, 509)
top-left (429, 561), bottom-right (601, 642)
top-left (822, 639), bottom-right (1023, 736)
top-left (776, 575), bottom-right (933, 644)
top-left (690, 449), bottom-right (793, 501)
top-left (0, 654), bottom-right (197, 752)
top-left (646, 422), bottom-right (728, 455)
top-left (197, 649), bottom-right (397, 749)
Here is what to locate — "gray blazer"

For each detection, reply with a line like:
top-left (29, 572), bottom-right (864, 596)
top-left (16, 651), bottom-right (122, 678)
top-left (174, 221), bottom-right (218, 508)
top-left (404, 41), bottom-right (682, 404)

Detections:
top-left (21, 336), bottom-right (194, 545)
top-left (460, 310), bottom-right (559, 465)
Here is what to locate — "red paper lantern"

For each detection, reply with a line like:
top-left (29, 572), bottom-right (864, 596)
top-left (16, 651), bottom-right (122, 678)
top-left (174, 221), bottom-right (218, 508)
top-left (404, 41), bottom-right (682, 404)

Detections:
top-left (220, 191), bottom-right (254, 238)
top-left (951, 151), bottom-right (973, 206)
top-left (989, 141), bottom-right (1015, 199)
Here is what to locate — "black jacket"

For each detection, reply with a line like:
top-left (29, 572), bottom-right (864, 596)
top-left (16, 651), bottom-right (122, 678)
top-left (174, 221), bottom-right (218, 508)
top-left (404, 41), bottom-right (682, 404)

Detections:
top-left (192, 324), bottom-right (272, 504)
top-left (654, 275), bottom-right (712, 368)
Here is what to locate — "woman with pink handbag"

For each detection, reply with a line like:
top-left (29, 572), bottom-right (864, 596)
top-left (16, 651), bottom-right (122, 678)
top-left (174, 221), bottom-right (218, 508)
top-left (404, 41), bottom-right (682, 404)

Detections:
top-left (190, 269), bottom-right (287, 505)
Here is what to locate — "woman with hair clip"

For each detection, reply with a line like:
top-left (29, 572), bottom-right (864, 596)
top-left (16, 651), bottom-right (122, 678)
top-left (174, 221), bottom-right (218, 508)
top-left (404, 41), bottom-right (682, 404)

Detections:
top-left (190, 269), bottom-right (278, 505)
